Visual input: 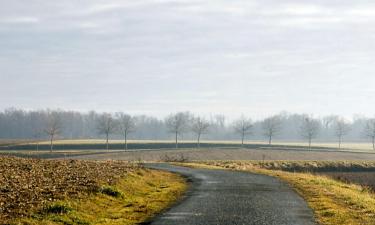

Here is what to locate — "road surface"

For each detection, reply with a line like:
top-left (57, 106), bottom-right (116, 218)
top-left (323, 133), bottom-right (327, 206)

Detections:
top-left (146, 163), bottom-right (317, 225)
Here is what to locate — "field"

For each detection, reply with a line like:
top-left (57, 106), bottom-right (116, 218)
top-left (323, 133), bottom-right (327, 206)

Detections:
top-left (65, 147), bottom-right (375, 162)
top-left (183, 161), bottom-right (375, 225)
top-left (0, 156), bottom-right (187, 225)
top-left (1, 139), bottom-right (375, 152)
top-left (2, 139), bottom-right (375, 164)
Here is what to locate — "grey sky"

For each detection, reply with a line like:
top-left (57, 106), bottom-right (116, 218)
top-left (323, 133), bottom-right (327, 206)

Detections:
top-left (1, 0), bottom-right (375, 119)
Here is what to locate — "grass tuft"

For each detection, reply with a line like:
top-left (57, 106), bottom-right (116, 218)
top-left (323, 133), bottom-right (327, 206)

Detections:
top-left (44, 202), bottom-right (72, 214)
top-left (99, 186), bottom-right (123, 198)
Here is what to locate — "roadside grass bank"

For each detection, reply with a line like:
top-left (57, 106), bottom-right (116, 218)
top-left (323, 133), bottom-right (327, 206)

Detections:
top-left (181, 161), bottom-right (375, 225)
top-left (0, 156), bottom-right (187, 225)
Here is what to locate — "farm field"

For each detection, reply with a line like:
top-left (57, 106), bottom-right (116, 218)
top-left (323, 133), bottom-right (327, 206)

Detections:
top-left (1, 139), bottom-right (375, 152)
top-left (0, 156), bottom-right (187, 225)
top-left (71, 147), bottom-right (375, 161)
top-left (183, 161), bottom-right (375, 225)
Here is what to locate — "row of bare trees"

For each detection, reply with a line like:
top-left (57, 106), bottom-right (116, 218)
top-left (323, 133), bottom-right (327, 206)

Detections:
top-left (164, 113), bottom-right (375, 150)
top-left (96, 112), bottom-right (211, 150)
top-left (96, 113), bottom-right (136, 150)
top-left (2, 109), bottom-right (375, 151)
top-left (231, 115), bottom-right (375, 150)
top-left (29, 112), bottom-right (375, 151)
top-left (298, 116), bottom-right (371, 150)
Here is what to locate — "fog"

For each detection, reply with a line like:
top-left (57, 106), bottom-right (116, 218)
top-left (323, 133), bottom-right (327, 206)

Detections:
top-left (0, 108), bottom-right (373, 144)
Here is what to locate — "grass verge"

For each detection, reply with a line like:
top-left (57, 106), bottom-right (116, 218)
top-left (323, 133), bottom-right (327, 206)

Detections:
top-left (180, 161), bottom-right (375, 225)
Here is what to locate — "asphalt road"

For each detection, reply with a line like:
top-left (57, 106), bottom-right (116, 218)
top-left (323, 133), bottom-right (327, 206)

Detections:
top-left (146, 164), bottom-right (317, 225)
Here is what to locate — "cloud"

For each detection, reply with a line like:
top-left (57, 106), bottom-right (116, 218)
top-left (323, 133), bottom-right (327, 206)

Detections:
top-left (0, 16), bottom-right (40, 24)
top-left (78, 3), bottom-right (130, 15)
top-left (281, 4), bottom-right (332, 16)
top-left (1, 0), bottom-right (375, 118)
top-left (277, 17), bottom-right (343, 27)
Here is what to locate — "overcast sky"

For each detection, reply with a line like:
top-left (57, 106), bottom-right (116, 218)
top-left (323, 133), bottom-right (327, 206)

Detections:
top-left (1, 0), bottom-right (375, 119)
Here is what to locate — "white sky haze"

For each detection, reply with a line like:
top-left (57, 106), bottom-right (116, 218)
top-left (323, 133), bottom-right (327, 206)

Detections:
top-left (1, 0), bottom-right (375, 119)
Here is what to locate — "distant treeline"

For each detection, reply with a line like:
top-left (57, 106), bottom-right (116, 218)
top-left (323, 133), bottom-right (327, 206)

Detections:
top-left (0, 108), bottom-right (374, 146)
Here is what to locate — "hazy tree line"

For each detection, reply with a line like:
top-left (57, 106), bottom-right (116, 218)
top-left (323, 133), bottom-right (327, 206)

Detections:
top-left (0, 108), bottom-right (375, 150)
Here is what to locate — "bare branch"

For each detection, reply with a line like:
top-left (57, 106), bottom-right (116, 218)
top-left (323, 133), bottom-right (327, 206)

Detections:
top-left (334, 118), bottom-right (351, 149)
top-left (191, 116), bottom-right (210, 148)
top-left (262, 116), bottom-right (282, 145)
top-left (364, 118), bottom-right (375, 150)
top-left (165, 112), bottom-right (191, 148)
top-left (43, 112), bottom-right (61, 152)
top-left (233, 115), bottom-right (253, 146)
top-left (300, 116), bottom-right (320, 149)
top-left (97, 113), bottom-right (117, 150)
top-left (116, 112), bottom-right (136, 150)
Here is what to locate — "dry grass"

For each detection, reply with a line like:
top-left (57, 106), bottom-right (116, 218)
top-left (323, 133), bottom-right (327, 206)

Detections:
top-left (16, 170), bottom-right (186, 225)
top-left (0, 157), bottom-right (187, 225)
top-left (200, 160), bottom-right (375, 172)
top-left (183, 161), bottom-right (375, 225)
top-left (322, 172), bottom-right (375, 191)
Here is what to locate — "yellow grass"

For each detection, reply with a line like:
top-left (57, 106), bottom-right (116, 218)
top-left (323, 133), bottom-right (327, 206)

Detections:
top-left (182, 161), bottom-right (375, 225)
top-left (14, 169), bottom-right (187, 225)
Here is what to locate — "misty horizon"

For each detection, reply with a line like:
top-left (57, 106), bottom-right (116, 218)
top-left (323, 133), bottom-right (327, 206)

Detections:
top-left (0, 107), bottom-right (373, 122)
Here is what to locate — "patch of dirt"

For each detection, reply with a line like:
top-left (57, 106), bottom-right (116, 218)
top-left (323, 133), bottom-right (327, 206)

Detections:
top-left (0, 156), bottom-right (136, 223)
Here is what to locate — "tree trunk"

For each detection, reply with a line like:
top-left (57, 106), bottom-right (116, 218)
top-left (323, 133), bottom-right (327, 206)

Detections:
top-left (175, 132), bottom-right (178, 149)
top-left (106, 133), bottom-right (109, 151)
top-left (36, 142), bottom-right (39, 151)
top-left (241, 133), bottom-right (244, 147)
top-left (197, 133), bottom-right (201, 148)
top-left (268, 135), bottom-right (272, 145)
top-left (50, 135), bottom-right (53, 152)
top-left (308, 138), bottom-right (311, 150)
top-left (338, 136), bottom-right (342, 150)
top-left (124, 132), bottom-right (127, 151)
top-left (372, 137), bottom-right (375, 150)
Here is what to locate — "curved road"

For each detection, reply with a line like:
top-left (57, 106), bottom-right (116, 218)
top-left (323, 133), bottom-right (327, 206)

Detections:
top-left (146, 163), bottom-right (317, 225)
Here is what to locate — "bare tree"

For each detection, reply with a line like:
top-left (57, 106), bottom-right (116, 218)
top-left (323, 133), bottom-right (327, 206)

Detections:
top-left (165, 112), bottom-right (190, 148)
top-left (262, 116), bottom-right (282, 145)
top-left (322, 115), bottom-right (339, 130)
top-left (300, 116), bottom-right (320, 150)
top-left (33, 129), bottom-right (43, 151)
top-left (116, 112), bottom-right (136, 150)
top-left (334, 118), bottom-right (351, 149)
top-left (364, 118), bottom-right (375, 150)
top-left (214, 114), bottom-right (226, 128)
top-left (44, 113), bottom-right (61, 152)
top-left (97, 113), bottom-right (117, 150)
top-left (233, 116), bottom-right (253, 146)
top-left (191, 116), bottom-right (210, 148)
